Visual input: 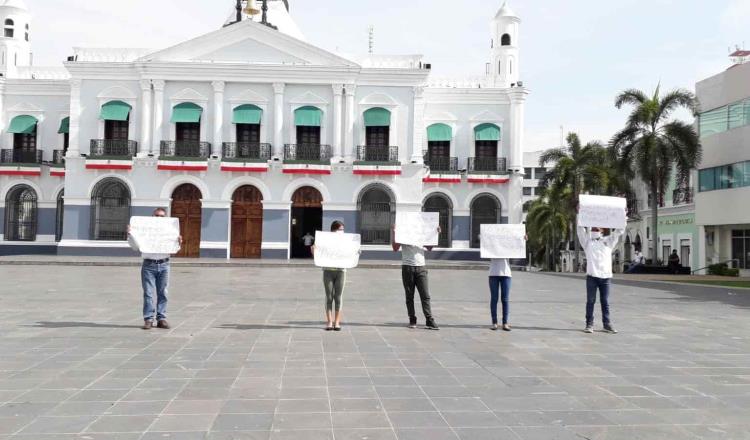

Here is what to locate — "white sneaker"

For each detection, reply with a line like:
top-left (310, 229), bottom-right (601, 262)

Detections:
top-left (584, 326), bottom-right (594, 334)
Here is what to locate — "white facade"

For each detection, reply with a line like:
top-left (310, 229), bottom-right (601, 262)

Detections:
top-left (0, 1), bottom-right (527, 260)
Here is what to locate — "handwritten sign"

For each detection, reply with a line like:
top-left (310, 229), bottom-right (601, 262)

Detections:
top-left (578, 195), bottom-right (627, 229)
top-left (480, 224), bottom-right (527, 259)
top-left (314, 231), bottom-right (362, 269)
top-left (129, 216), bottom-right (181, 255)
top-left (395, 212), bottom-right (440, 247)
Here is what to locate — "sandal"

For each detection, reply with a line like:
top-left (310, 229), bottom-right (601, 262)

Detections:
top-left (333, 325), bottom-right (342, 331)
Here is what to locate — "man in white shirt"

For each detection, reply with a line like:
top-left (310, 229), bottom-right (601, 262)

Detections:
top-left (128, 208), bottom-right (182, 330)
top-left (578, 225), bottom-right (623, 334)
top-left (392, 225), bottom-right (441, 330)
top-left (302, 232), bottom-right (315, 257)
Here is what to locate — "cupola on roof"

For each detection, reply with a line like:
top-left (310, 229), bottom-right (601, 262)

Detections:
top-left (0, 0), bottom-right (28, 10)
top-left (495, 1), bottom-right (518, 19)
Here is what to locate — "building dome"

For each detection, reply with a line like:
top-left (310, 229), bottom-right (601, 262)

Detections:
top-left (0, 0), bottom-right (28, 11)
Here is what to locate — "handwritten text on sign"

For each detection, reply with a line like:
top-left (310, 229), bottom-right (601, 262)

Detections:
top-left (578, 195), bottom-right (627, 230)
top-left (395, 212), bottom-right (440, 247)
top-left (129, 216), bottom-right (181, 255)
top-left (480, 224), bottom-right (527, 259)
top-left (314, 231), bottom-right (362, 269)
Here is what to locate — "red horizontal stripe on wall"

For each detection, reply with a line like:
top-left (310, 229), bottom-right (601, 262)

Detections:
top-left (353, 170), bottom-right (402, 176)
top-left (50, 171), bottom-right (66, 177)
top-left (220, 166), bottom-right (269, 173)
top-left (157, 165), bottom-right (208, 172)
top-left (282, 169), bottom-right (331, 175)
top-left (85, 164), bottom-right (133, 170)
top-left (0, 170), bottom-right (42, 176)
top-left (423, 177), bottom-right (461, 183)
top-left (467, 178), bottom-right (509, 184)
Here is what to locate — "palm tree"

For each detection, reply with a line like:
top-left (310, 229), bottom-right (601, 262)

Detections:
top-left (539, 132), bottom-right (608, 271)
top-left (610, 85), bottom-right (701, 262)
top-left (526, 183), bottom-right (571, 271)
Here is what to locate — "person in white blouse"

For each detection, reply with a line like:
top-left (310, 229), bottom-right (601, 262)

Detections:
top-left (577, 225), bottom-right (623, 334)
top-left (488, 234), bottom-right (527, 331)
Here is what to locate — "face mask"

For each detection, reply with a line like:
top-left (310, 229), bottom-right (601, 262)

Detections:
top-left (336, 229), bottom-right (344, 234)
top-left (591, 232), bottom-right (602, 240)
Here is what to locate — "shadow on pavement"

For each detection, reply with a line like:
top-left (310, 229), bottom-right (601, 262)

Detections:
top-left (28, 321), bottom-right (141, 329)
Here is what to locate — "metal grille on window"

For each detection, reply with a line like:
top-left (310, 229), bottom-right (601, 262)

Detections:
top-left (359, 187), bottom-right (394, 245)
top-left (423, 195), bottom-right (452, 248)
top-left (55, 190), bottom-right (65, 242)
top-left (91, 178), bottom-right (131, 241)
top-left (4, 185), bottom-right (38, 242)
top-left (470, 195), bottom-right (501, 249)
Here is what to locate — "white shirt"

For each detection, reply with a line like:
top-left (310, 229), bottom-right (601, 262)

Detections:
top-left (578, 226), bottom-right (623, 279)
top-left (127, 233), bottom-right (173, 261)
top-left (489, 259), bottom-right (512, 277)
top-left (303, 234), bottom-right (314, 246)
top-left (401, 245), bottom-right (426, 267)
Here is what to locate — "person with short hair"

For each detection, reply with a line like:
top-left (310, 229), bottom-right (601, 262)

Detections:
top-left (578, 226), bottom-right (623, 334)
top-left (668, 249), bottom-right (681, 274)
top-left (312, 221), bottom-right (348, 331)
top-left (302, 232), bottom-right (315, 257)
top-left (392, 225), bottom-right (441, 330)
top-left (128, 208), bottom-right (182, 330)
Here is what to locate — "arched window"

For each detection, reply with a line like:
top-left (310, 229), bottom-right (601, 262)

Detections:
top-left (423, 194), bottom-right (453, 248)
top-left (4, 185), bottom-right (37, 241)
top-left (55, 190), bottom-right (65, 242)
top-left (90, 178), bottom-right (131, 241)
top-left (501, 33), bottom-right (511, 46)
top-left (358, 185), bottom-right (395, 245)
top-left (470, 194), bottom-right (501, 248)
top-left (473, 123), bottom-right (502, 172)
top-left (4, 19), bottom-right (14, 38)
top-left (362, 108), bottom-right (392, 160)
top-left (624, 235), bottom-right (632, 263)
top-left (24, 23), bottom-right (28, 41)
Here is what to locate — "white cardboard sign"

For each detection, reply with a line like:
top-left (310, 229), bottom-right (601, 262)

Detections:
top-left (313, 231), bottom-right (362, 269)
top-left (480, 224), bottom-right (527, 259)
top-left (129, 216), bottom-right (181, 255)
top-left (395, 212), bottom-right (440, 247)
top-left (578, 195), bottom-right (627, 230)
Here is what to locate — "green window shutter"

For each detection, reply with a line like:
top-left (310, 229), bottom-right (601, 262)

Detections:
top-left (7, 115), bottom-right (38, 134)
top-left (171, 102), bottom-right (203, 123)
top-left (232, 104), bottom-right (262, 124)
top-left (294, 106), bottom-right (322, 127)
top-left (427, 123), bottom-right (452, 141)
top-left (474, 123), bottom-right (501, 141)
top-left (58, 117), bottom-right (70, 134)
top-left (100, 100), bottom-right (132, 121)
top-left (363, 107), bottom-right (391, 127)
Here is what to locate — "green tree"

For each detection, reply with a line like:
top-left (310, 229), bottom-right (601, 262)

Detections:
top-left (610, 85), bottom-right (702, 262)
top-left (526, 183), bottom-right (571, 271)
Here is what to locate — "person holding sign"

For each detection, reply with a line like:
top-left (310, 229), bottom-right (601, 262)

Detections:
top-left (392, 220), bottom-right (441, 330)
top-left (127, 208), bottom-right (182, 331)
top-left (312, 221), bottom-right (352, 331)
top-left (480, 225), bottom-right (527, 331)
top-left (578, 225), bottom-right (623, 334)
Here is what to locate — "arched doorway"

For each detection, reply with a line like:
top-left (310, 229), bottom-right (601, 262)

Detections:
top-left (624, 235), bottom-right (632, 262)
top-left (470, 194), bottom-right (501, 248)
top-left (290, 186), bottom-right (323, 258)
top-left (4, 185), bottom-right (38, 241)
top-left (358, 185), bottom-right (395, 245)
top-left (423, 193), bottom-right (452, 248)
top-left (171, 184), bottom-right (202, 258)
top-left (91, 178), bottom-right (130, 241)
top-left (231, 185), bottom-right (264, 259)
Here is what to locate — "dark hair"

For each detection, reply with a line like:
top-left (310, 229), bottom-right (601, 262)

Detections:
top-left (330, 221), bottom-right (345, 232)
top-left (153, 207), bottom-right (168, 215)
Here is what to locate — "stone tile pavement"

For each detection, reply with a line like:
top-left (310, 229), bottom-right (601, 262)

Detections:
top-left (0, 265), bottom-right (749, 439)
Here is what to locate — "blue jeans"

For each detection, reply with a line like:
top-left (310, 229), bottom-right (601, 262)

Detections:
top-left (142, 260), bottom-right (170, 321)
top-left (586, 276), bottom-right (611, 326)
top-left (489, 276), bottom-right (511, 325)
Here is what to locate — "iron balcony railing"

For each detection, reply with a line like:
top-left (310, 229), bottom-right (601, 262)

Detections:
top-left (160, 141), bottom-right (211, 159)
top-left (89, 139), bottom-right (137, 158)
top-left (355, 145), bottom-right (399, 163)
top-left (284, 144), bottom-right (332, 162)
top-left (627, 197), bottom-right (640, 218)
top-left (51, 150), bottom-right (66, 165)
top-left (222, 142), bottom-right (272, 161)
top-left (423, 154), bottom-right (458, 173)
top-left (673, 187), bottom-right (694, 205)
top-left (468, 157), bottom-right (508, 174)
top-left (0, 149), bottom-right (43, 164)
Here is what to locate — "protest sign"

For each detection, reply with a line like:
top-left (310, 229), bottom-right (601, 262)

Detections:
top-left (578, 195), bottom-right (627, 229)
top-left (313, 231), bottom-right (362, 269)
top-left (395, 212), bottom-right (440, 247)
top-left (480, 224), bottom-right (527, 259)
top-left (129, 216), bottom-right (181, 255)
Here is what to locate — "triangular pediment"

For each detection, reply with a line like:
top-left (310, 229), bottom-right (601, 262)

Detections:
top-left (289, 91), bottom-right (328, 105)
top-left (471, 110), bottom-right (504, 122)
top-left (141, 19), bottom-right (358, 67)
top-left (171, 88), bottom-right (209, 102)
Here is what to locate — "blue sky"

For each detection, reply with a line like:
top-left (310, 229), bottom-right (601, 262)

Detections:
top-left (30, 0), bottom-right (749, 151)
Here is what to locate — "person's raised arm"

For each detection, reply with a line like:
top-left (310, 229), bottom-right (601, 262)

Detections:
top-left (607, 228), bottom-right (624, 247)
top-left (391, 225), bottom-right (401, 252)
top-left (576, 225), bottom-right (589, 250)
top-left (126, 225), bottom-right (140, 252)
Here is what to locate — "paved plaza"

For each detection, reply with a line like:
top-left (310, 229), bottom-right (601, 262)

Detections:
top-left (0, 265), bottom-right (749, 440)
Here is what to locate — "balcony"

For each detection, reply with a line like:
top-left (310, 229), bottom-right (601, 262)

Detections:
top-left (89, 139), bottom-right (137, 159)
top-left (355, 145), bottom-right (399, 164)
top-left (423, 155), bottom-right (459, 173)
top-left (673, 187), bottom-right (694, 206)
top-left (222, 142), bottom-right (272, 162)
top-left (0, 149), bottom-right (43, 165)
top-left (627, 197), bottom-right (641, 219)
top-left (284, 144), bottom-right (332, 163)
top-left (160, 141), bottom-right (210, 159)
top-left (468, 157), bottom-right (508, 174)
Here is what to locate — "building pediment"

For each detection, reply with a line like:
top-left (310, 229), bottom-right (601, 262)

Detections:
top-left (470, 110), bottom-right (504, 122)
top-left (140, 19), bottom-right (358, 68)
top-left (170, 88), bottom-right (209, 103)
top-left (289, 91), bottom-right (328, 105)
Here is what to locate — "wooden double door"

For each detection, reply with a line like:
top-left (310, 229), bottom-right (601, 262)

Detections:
top-left (231, 186), bottom-right (264, 259)
top-left (171, 184), bottom-right (202, 258)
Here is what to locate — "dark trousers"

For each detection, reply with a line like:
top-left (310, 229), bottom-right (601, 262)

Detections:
top-left (586, 276), bottom-right (611, 326)
top-left (489, 276), bottom-right (511, 325)
top-left (402, 265), bottom-right (433, 323)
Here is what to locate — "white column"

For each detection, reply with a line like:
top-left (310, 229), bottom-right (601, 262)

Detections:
top-left (139, 80), bottom-right (152, 157)
top-left (410, 86), bottom-right (425, 163)
top-left (212, 81), bottom-right (225, 158)
top-left (67, 79), bottom-right (82, 157)
top-left (344, 84), bottom-right (356, 163)
top-left (509, 89), bottom-right (527, 172)
top-left (332, 84), bottom-right (344, 162)
top-left (273, 82), bottom-right (285, 160)
top-left (697, 225), bottom-right (707, 275)
top-left (151, 80), bottom-right (165, 156)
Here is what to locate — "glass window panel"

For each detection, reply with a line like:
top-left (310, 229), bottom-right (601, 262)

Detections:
top-left (732, 162), bottom-right (746, 187)
top-left (699, 168), bottom-right (715, 192)
top-left (728, 103), bottom-right (745, 129)
top-left (719, 165), bottom-right (733, 189)
top-left (744, 99), bottom-right (750, 125)
top-left (699, 106), bottom-right (728, 137)
top-left (744, 161), bottom-right (750, 188)
top-left (523, 187), bottom-right (532, 196)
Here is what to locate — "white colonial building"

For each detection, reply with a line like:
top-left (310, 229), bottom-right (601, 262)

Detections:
top-left (0, 0), bottom-right (527, 259)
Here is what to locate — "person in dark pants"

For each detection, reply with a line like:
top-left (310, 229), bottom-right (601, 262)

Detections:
top-left (668, 250), bottom-right (681, 274)
top-left (393, 225), bottom-right (440, 330)
top-left (578, 226), bottom-right (623, 334)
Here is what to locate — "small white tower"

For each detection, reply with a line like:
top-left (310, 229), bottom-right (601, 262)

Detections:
top-left (490, 1), bottom-right (520, 88)
top-left (0, 0), bottom-right (32, 78)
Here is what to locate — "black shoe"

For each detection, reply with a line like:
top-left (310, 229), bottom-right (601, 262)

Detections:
top-left (603, 324), bottom-right (618, 334)
top-left (425, 320), bottom-right (440, 330)
top-left (408, 320), bottom-right (417, 329)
